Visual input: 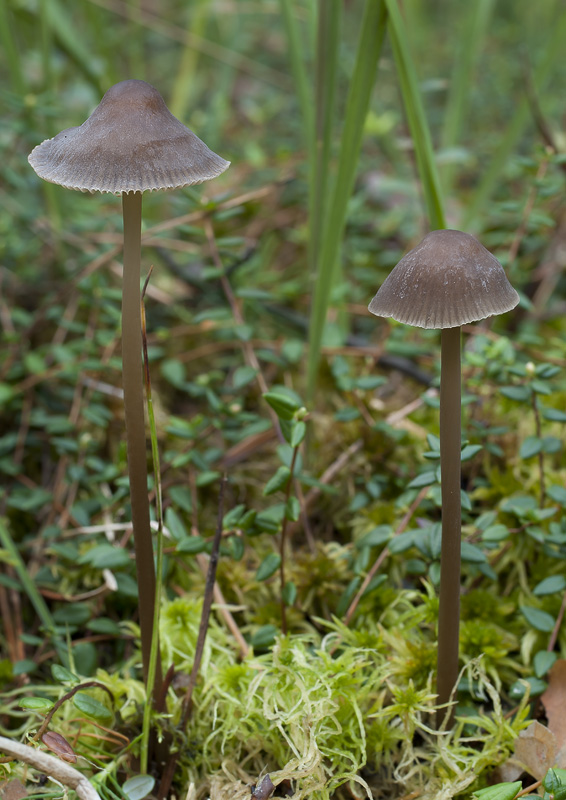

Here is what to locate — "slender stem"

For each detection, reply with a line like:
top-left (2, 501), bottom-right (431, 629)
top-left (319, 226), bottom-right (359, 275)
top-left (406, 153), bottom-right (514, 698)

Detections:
top-left (436, 326), bottom-right (462, 727)
top-left (121, 192), bottom-right (162, 698)
top-left (140, 268), bottom-right (165, 774)
top-left (531, 389), bottom-right (545, 508)
top-left (279, 444), bottom-right (300, 635)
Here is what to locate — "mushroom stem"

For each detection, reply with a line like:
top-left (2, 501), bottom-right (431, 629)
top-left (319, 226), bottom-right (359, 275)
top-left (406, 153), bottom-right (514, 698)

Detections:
top-left (122, 191), bottom-right (162, 697)
top-left (436, 325), bottom-right (462, 726)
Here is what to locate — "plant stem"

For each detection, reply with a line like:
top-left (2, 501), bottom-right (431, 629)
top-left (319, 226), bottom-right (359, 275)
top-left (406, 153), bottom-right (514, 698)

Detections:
top-left (531, 389), bottom-right (545, 508)
top-left (121, 191), bottom-right (162, 698)
top-left (140, 267), bottom-right (165, 774)
top-left (436, 326), bottom-right (462, 727)
top-left (279, 444), bottom-right (300, 636)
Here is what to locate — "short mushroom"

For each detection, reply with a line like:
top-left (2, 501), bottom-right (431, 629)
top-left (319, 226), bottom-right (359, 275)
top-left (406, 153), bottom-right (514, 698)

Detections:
top-left (368, 229), bottom-right (519, 725)
top-left (28, 79), bottom-right (230, 697)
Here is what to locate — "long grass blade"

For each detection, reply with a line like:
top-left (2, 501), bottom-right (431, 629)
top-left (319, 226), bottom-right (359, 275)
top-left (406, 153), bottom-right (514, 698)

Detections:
top-left (0, 518), bottom-right (58, 640)
top-left (384, 0), bottom-right (445, 231)
top-left (310, 0), bottom-right (341, 280)
top-left (307, 0), bottom-right (388, 399)
top-left (440, 0), bottom-right (495, 196)
top-left (278, 0), bottom-right (315, 159)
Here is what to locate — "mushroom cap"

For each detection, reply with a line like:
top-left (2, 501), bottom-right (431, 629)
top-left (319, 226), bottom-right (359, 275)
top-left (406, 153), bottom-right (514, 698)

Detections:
top-left (368, 229), bottom-right (519, 329)
top-left (28, 79), bottom-right (230, 195)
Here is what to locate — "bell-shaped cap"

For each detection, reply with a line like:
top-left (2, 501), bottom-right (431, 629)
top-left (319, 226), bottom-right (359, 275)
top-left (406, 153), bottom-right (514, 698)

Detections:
top-left (369, 229), bottom-right (519, 329)
top-left (28, 79), bottom-right (229, 195)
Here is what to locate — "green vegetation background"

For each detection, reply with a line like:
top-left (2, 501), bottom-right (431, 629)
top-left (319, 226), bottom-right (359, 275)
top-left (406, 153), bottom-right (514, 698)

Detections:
top-left (1, 1), bottom-right (566, 799)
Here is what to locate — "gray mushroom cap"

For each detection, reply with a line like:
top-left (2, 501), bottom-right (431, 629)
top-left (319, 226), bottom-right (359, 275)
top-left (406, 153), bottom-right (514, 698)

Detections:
top-left (28, 79), bottom-right (230, 195)
top-left (368, 229), bottom-right (519, 329)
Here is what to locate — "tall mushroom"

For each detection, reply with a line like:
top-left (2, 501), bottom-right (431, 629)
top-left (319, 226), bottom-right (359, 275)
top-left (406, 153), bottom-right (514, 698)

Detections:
top-left (368, 229), bottom-right (519, 725)
top-left (28, 80), bottom-right (229, 697)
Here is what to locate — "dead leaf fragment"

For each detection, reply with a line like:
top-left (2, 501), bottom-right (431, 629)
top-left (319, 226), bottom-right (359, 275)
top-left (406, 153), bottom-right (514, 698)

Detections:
top-left (41, 731), bottom-right (77, 763)
top-left (0, 780), bottom-right (28, 800)
top-left (541, 658), bottom-right (566, 767)
top-left (511, 720), bottom-right (557, 780)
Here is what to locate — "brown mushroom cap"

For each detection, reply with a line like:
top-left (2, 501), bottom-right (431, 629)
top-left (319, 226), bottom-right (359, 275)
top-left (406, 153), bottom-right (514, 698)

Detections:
top-left (368, 229), bottom-right (519, 329)
top-left (28, 79), bottom-right (229, 195)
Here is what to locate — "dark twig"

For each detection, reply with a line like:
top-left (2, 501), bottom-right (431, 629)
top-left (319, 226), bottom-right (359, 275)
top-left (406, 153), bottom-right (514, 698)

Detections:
top-left (343, 485), bottom-right (429, 626)
top-left (531, 388), bottom-right (545, 508)
top-left (547, 591), bottom-right (566, 653)
top-left (180, 475), bottom-right (227, 728)
top-left (158, 477), bottom-right (227, 800)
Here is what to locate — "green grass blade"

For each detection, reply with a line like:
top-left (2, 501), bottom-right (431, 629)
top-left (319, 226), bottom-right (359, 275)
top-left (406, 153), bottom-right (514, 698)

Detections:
top-left (170, 0), bottom-right (209, 121)
top-left (0, 518), bottom-right (58, 639)
top-left (384, 0), bottom-right (445, 231)
top-left (310, 0), bottom-right (341, 279)
top-left (307, 0), bottom-right (388, 399)
top-left (0, 0), bottom-right (26, 95)
top-left (44, 0), bottom-right (102, 92)
top-left (440, 0), bottom-right (495, 195)
top-left (278, 0), bottom-right (315, 159)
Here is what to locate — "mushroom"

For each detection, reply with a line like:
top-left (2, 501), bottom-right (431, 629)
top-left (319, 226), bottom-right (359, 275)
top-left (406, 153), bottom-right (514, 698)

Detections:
top-left (28, 79), bottom-right (230, 696)
top-left (368, 229), bottom-right (519, 724)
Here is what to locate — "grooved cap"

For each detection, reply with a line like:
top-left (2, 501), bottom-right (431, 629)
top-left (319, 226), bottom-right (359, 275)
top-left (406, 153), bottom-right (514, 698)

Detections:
top-left (369, 229), bottom-right (519, 329)
top-left (28, 79), bottom-right (230, 195)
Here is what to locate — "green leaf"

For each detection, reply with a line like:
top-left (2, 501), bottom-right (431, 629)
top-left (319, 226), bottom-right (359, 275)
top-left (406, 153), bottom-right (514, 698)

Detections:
top-left (73, 692), bottom-right (113, 723)
top-left (534, 650), bottom-right (557, 678)
top-left (509, 677), bottom-right (547, 699)
top-left (531, 380), bottom-right (551, 395)
top-left (282, 581), bottom-right (297, 606)
top-left (543, 407), bottom-right (566, 422)
top-left (533, 575), bottom-right (566, 596)
top-left (285, 496), bottom-right (300, 522)
top-left (546, 485), bottom-right (566, 506)
top-left (256, 553), bottom-right (281, 581)
top-left (78, 544), bottom-right (130, 569)
top-left (461, 541), bottom-right (487, 564)
top-left (519, 436), bottom-right (543, 459)
top-left (263, 466), bottom-right (291, 496)
top-left (7, 488), bottom-right (53, 512)
top-left (160, 358), bottom-right (186, 388)
top-left (290, 420), bottom-right (307, 448)
top-left (388, 531), bottom-right (416, 554)
top-left (0, 383), bottom-right (15, 405)
top-left (19, 696), bottom-right (53, 711)
top-left (461, 444), bottom-right (482, 461)
top-left (53, 603), bottom-right (91, 626)
top-left (482, 524), bottom-right (509, 542)
top-left (165, 508), bottom-right (188, 542)
top-left (472, 781), bottom-right (522, 800)
top-left (233, 366), bottom-right (258, 390)
top-left (177, 536), bottom-right (208, 554)
top-left (222, 504), bottom-right (245, 529)
top-left (239, 509), bottom-right (257, 531)
top-left (500, 385), bottom-right (531, 402)
top-left (122, 775), bottom-right (155, 800)
top-left (228, 535), bottom-right (245, 561)
top-left (88, 618), bottom-right (121, 635)
top-left (51, 664), bottom-right (78, 684)
top-left (407, 471), bottom-right (437, 489)
top-left (357, 525), bottom-right (393, 548)
top-left (263, 392), bottom-right (300, 420)
top-left (520, 605), bottom-right (555, 632)
top-left (249, 624), bottom-right (278, 649)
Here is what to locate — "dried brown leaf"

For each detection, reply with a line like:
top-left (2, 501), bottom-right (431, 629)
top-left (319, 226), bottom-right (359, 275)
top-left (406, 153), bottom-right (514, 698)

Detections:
top-left (541, 658), bottom-right (566, 766)
top-left (41, 731), bottom-right (77, 764)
